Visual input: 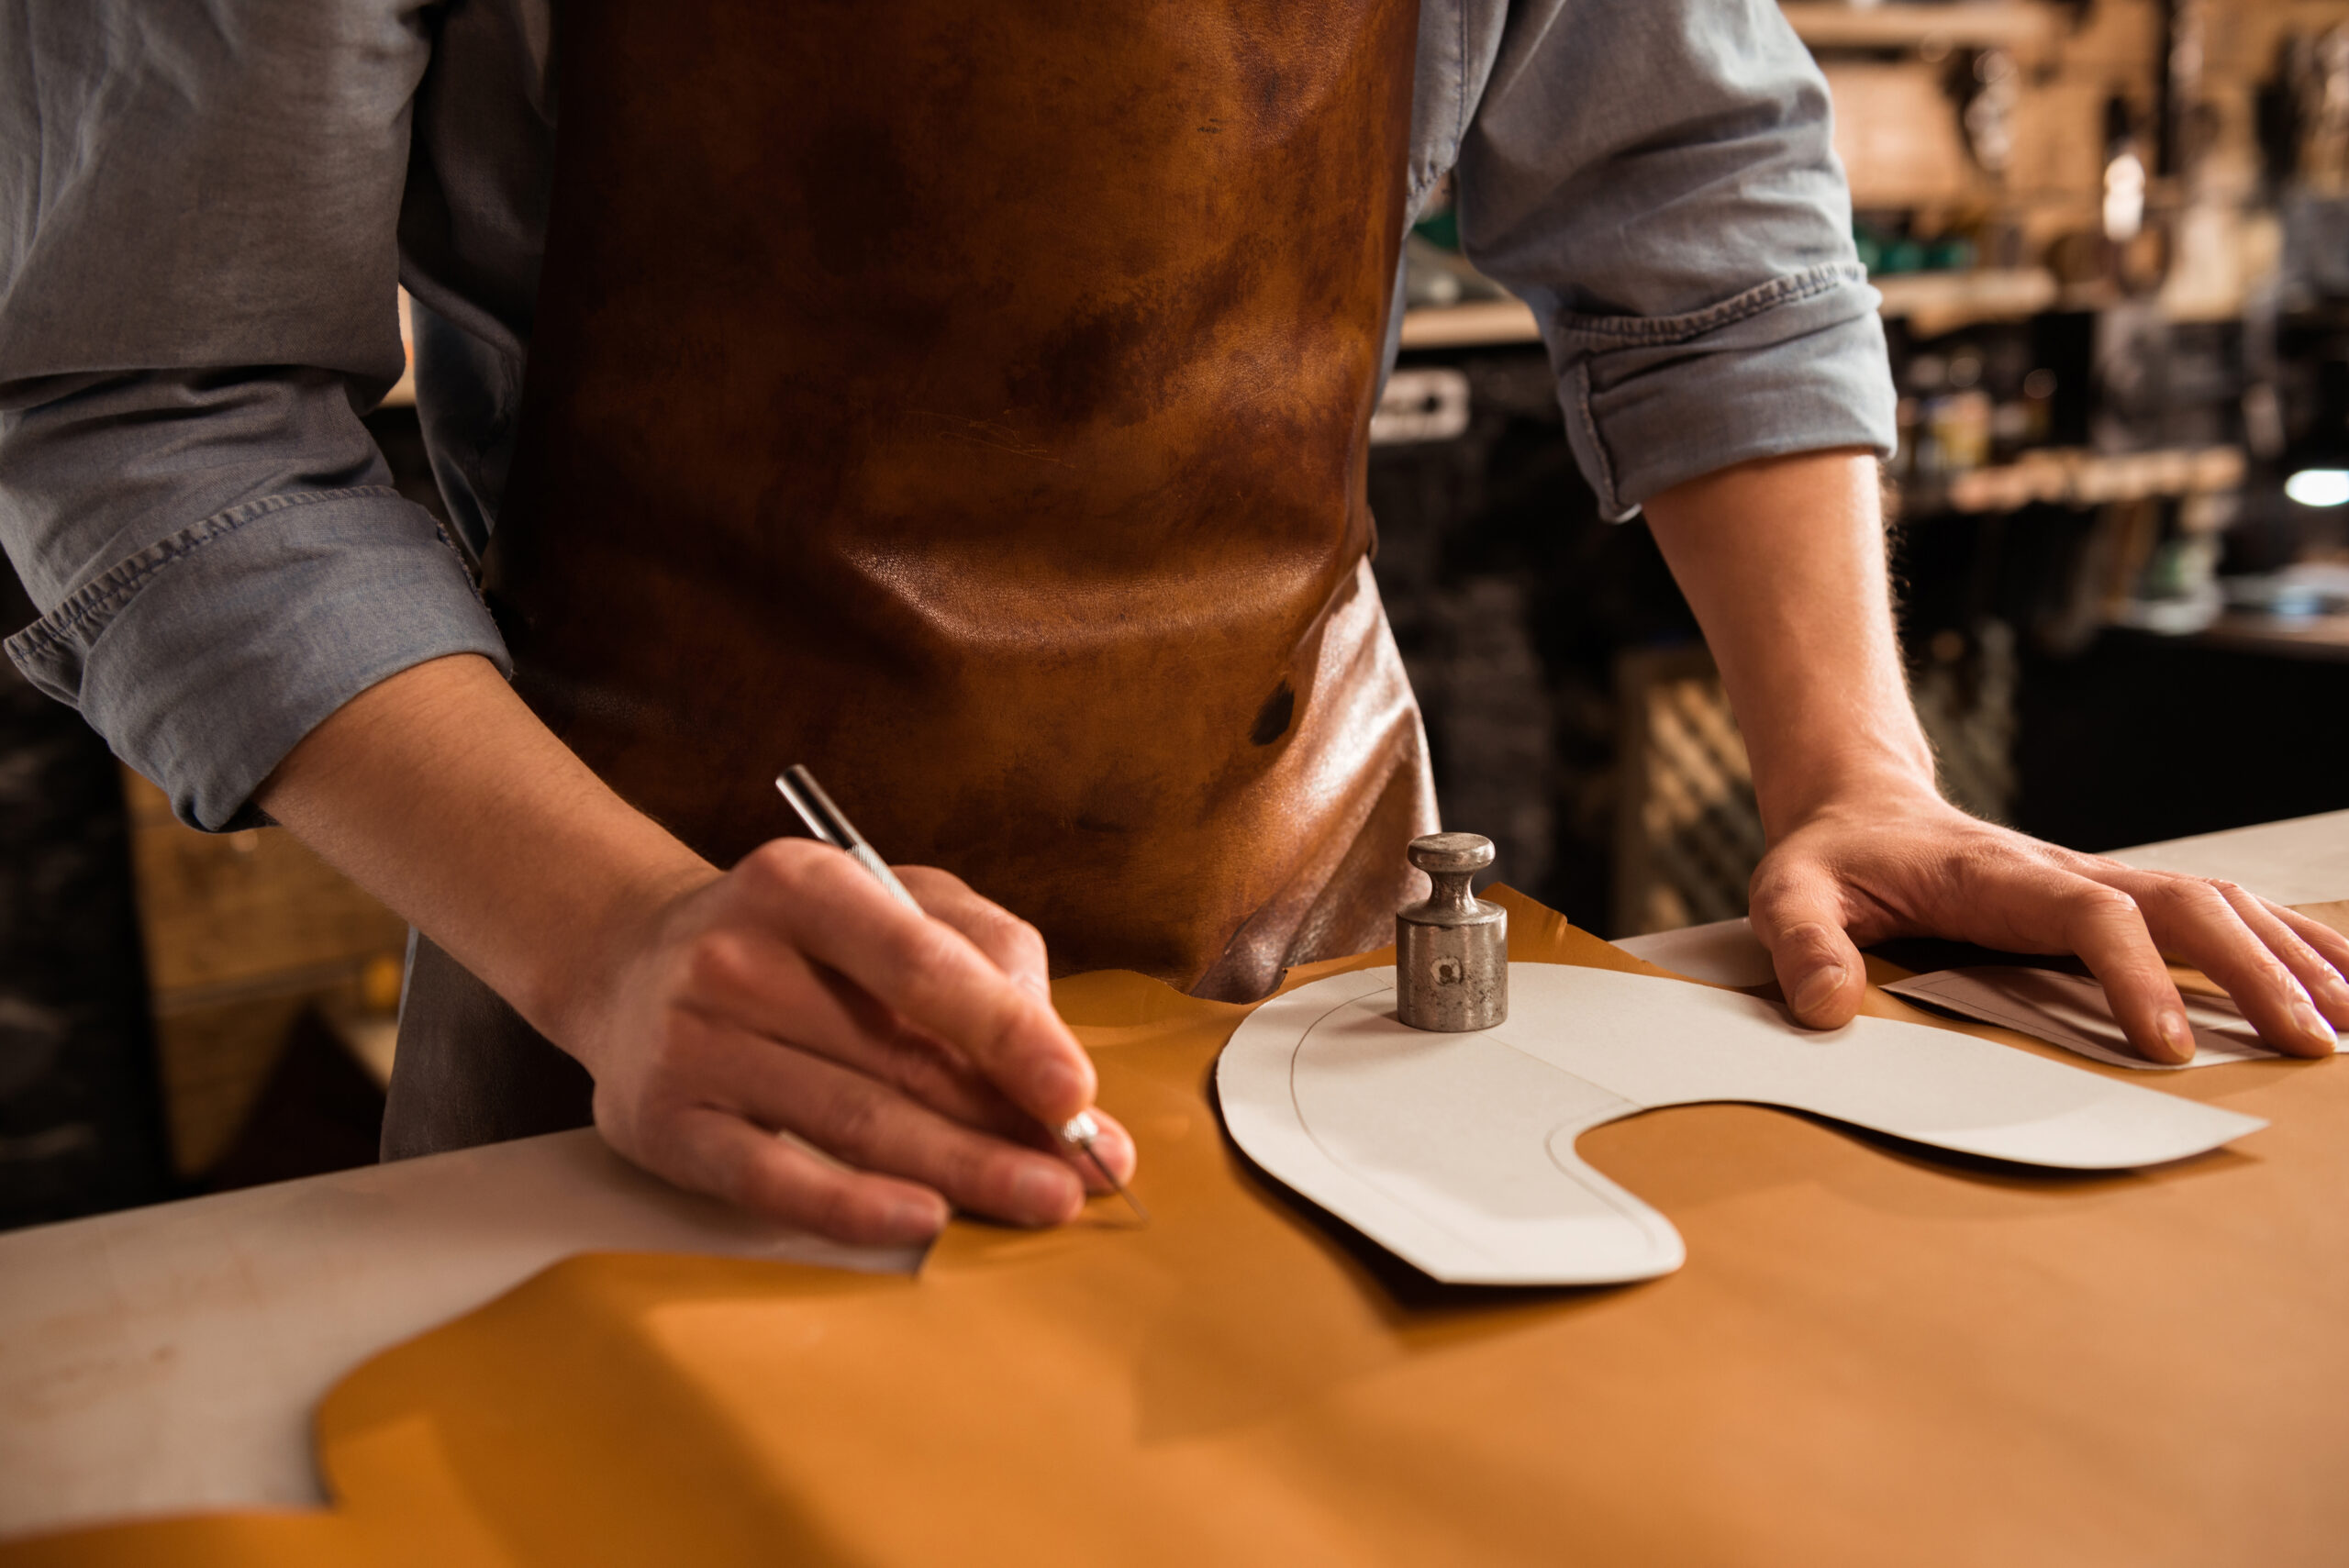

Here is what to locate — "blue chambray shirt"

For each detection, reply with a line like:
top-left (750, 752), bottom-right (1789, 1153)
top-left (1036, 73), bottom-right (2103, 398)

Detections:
top-left (0, 0), bottom-right (1895, 832)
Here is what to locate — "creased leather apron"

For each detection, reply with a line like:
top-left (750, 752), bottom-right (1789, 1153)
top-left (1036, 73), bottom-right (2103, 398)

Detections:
top-left (385, 0), bottom-right (1434, 1158)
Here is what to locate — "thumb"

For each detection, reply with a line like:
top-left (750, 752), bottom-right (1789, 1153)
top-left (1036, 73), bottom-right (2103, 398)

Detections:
top-left (1749, 862), bottom-right (1867, 1029)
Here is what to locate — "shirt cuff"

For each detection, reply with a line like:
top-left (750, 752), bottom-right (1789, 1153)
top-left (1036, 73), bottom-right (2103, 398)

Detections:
top-left (1542, 261), bottom-right (1898, 520)
top-left (3, 485), bottom-right (510, 830)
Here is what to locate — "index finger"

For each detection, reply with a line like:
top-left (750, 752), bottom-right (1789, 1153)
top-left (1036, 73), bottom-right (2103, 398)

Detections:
top-left (731, 840), bottom-right (1097, 1124)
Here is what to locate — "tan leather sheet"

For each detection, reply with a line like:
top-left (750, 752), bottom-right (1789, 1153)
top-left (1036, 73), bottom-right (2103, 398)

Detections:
top-left (9, 890), bottom-right (2345, 1566)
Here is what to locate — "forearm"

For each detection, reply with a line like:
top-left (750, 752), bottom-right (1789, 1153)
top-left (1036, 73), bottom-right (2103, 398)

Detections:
top-left (252, 652), bottom-right (714, 1062)
top-left (1639, 449), bottom-right (1935, 835)
top-left (250, 653), bottom-right (1126, 1236)
top-left (1640, 447), bottom-right (2349, 1059)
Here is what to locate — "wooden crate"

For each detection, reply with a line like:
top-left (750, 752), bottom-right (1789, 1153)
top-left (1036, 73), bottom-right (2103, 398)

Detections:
top-left (120, 771), bottom-right (406, 1175)
top-left (1611, 639), bottom-right (2021, 939)
top-left (1611, 647), bottom-right (1765, 940)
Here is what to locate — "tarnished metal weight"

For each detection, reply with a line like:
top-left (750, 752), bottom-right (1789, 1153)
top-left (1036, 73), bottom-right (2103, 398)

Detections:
top-left (1396, 832), bottom-right (1508, 1031)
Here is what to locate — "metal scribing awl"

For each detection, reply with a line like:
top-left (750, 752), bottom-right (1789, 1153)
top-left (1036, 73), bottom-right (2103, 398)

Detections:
top-left (774, 763), bottom-right (923, 913)
top-left (1060, 1109), bottom-right (1147, 1224)
top-left (774, 765), bottom-right (1147, 1223)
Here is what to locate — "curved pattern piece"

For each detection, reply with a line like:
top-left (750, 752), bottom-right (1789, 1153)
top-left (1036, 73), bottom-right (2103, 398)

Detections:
top-left (1219, 964), bottom-right (2266, 1284)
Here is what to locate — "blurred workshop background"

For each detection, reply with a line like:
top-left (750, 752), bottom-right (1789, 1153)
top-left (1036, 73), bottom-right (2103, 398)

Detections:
top-left (5, 0), bottom-right (2348, 1228)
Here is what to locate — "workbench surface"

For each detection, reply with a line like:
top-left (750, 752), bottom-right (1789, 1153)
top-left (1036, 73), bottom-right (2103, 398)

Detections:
top-left (2, 808), bottom-right (2343, 1542)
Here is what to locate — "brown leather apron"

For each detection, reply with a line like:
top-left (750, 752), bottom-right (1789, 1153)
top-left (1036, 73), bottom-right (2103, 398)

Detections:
top-left (386, 0), bottom-right (1434, 1157)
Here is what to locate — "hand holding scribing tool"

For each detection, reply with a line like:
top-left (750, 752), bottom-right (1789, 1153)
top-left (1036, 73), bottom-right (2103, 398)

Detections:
top-left (556, 833), bottom-right (1126, 1243)
top-left (434, 771), bottom-right (1130, 1249)
top-left (777, 766), bottom-right (1147, 1222)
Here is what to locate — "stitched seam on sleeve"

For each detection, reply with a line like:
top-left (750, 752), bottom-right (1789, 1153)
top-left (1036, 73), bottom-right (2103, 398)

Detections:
top-left (1455, 0), bottom-right (1471, 157)
top-left (1573, 359), bottom-right (1623, 517)
top-left (2, 485), bottom-right (409, 668)
top-left (426, 517), bottom-right (488, 601)
top-left (1551, 261), bottom-right (1865, 347)
top-left (1408, 2), bottom-right (1470, 217)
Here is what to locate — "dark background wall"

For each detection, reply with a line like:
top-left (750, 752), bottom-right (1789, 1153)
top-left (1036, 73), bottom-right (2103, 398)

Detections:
top-left (0, 567), bottom-right (173, 1229)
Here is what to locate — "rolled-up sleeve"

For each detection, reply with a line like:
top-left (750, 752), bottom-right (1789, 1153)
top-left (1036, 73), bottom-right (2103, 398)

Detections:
top-left (0, 0), bottom-right (509, 829)
top-left (1453, 0), bottom-right (1897, 518)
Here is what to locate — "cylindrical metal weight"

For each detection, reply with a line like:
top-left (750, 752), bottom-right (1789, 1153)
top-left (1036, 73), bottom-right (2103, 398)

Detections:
top-left (1396, 832), bottom-right (1508, 1031)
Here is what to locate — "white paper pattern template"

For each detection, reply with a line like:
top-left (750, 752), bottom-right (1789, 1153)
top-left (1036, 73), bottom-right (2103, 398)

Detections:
top-left (1218, 964), bottom-right (2266, 1285)
top-left (1883, 966), bottom-right (2340, 1071)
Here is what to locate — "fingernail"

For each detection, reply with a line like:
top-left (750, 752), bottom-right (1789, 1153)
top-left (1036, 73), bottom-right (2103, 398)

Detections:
top-left (2293, 999), bottom-right (2339, 1050)
top-left (1791, 963), bottom-right (1844, 1016)
top-left (1014, 1162), bottom-right (1075, 1220)
top-left (890, 1195), bottom-right (947, 1238)
top-left (2157, 1010), bottom-right (2195, 1062)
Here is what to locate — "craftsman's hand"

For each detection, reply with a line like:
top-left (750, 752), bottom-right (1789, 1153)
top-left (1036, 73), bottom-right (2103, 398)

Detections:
top-left (1640, 448), bottom-right (2349, 1064)
top-left (566, 844), bottom-right (1137, 1245)
top-left (1750, 784), bottom-right (2349, 1063)
top-left (255, 654), bottom-right (1131, 1247)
